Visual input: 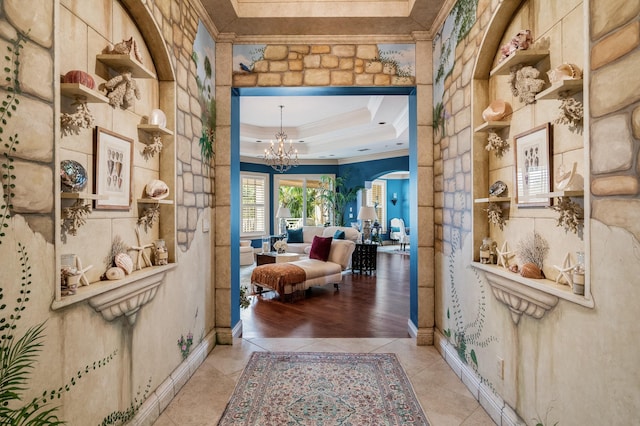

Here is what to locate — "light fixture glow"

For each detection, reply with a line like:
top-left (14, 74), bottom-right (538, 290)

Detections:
top-left (263, 105), bottom-right (299, 173)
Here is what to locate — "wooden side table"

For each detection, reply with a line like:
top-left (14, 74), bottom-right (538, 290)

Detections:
top-left (351, 243), bottom-right (377, 274)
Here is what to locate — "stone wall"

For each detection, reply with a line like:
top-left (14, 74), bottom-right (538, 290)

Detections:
top-left (434, 0), bottom-right (640, 423)
top-left (589, 1), bottom-right (640, 240)
top-left (232, 44), bottom-right (415, 87)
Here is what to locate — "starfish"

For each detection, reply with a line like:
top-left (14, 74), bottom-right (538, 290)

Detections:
top-left (75, 255), bottom-right (93, 286)
top-left (131, 243), bottom-right (153, 270)
top-left (496, 241), bottom-right (514, 268)
top-left (553, 252), bottom-right (573, 286)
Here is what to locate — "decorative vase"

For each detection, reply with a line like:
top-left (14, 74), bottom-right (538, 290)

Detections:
top-left (479, 237), bottom-right (494, 264)
top-left (154, 239), bottom-right (168, 266)
top-left (261, 236), bottom-right (270, 253)
top-left (572, 251), bottom-right (585, 295)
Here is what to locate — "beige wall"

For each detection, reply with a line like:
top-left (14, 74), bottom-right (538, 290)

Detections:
top-left (435, 0), bottom-right (640, 423)
top-left (1, 0), bottom-right (215, 423)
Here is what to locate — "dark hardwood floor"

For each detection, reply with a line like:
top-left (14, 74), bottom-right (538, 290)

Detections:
top-left (240, 250), bottom-right (411, 338)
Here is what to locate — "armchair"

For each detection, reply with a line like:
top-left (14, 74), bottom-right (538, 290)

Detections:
top-left (389, 218), bottom-right (410, 250)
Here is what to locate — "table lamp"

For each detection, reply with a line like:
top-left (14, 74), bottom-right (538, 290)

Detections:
top-left (276, 206), bottom-right (291, 236)
top-left (357, 206), bottom-right (377, 243)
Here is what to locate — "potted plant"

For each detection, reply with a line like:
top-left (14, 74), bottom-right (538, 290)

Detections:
top-left (319, 174), bottom-right (363, 226)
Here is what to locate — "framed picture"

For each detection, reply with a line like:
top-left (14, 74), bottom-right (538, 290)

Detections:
top-left (94, 127), bottom-right (133, 210)
top-left (514, 123), bottom-right (553, 207)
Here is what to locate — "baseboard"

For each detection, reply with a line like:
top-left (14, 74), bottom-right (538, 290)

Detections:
top-left (434, 329), bottom-right (525, 426)
top-left (131, 329), bottom-right (217, 426)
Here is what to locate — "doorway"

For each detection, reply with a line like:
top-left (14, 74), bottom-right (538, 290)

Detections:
top-left (230, 86), bottom-right (418, 336)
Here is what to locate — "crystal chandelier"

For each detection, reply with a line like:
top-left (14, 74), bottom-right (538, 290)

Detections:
top-left (264, 105), bottom-right (299, 173)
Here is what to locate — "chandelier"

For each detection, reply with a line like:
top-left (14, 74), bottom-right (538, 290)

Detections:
top-left (263, 105), bottom-right (299, 173)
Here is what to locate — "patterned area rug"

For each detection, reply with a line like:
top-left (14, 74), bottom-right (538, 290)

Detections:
top-left (218, 352), bottom-right (429, 425)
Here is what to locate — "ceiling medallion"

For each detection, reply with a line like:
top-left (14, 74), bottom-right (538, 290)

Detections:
top-left (263, 105), bottom-right (299, 173)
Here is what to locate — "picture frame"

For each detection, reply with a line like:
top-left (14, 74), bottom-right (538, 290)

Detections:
top-left (94, 127), bottom-right (133, 210)
top-left (513, 123), bottom-right (553, 207)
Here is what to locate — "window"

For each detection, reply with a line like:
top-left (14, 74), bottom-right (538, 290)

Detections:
top-left (241, 172), bottom-right (269, 237)
top-left (274, 174), bottom-right (325, 228)
top-left (365, 179), bottom-right (387, 232)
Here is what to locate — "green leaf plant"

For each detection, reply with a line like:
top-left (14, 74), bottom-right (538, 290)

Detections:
top-left (0, 33), bottom-right (26, 245)
top-left (319, 173), bottom-right (363, 227)
top-left (0, 244), bottom-right (116, 424)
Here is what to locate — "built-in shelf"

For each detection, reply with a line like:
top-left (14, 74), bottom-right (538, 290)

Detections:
top-left (137, 198), bottom-right (173, 205)
top-left (137, 124), bottom-right (174, 136)
top-left (96, 54), bottom-right (156, 79)
top-left (535, 79), bottom-right (584, 100)
top-left (52, 263), bottom-right (176, 313)
top-left (474, 121), bottom-right (510, 133)
top-left (490, 49), bottom-right (550, 76)
top-left (60, 83), bottom-right (108, 103)
top-left (474, 196), bottom-right (511, 203)
top-left (61, 192), bottom-right (106, 200)
top-left (472, 262), bottom-right (593, 324)
top-left (537, 190), bottom-right (584, 198)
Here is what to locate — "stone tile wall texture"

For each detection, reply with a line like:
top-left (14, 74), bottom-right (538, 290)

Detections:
top-left (590, 2), bottom-right (640, 241)
top-left (232, 44), bottom-right (415, 87)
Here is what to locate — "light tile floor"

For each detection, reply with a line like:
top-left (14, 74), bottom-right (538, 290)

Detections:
top-left (153, 338), bottom-right (496, 425)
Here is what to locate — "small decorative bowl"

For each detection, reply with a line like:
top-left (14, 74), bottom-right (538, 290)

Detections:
top-left (60, 160), bottom-right (88, 192)
top-left (489, 180), bottom-right (507, 197)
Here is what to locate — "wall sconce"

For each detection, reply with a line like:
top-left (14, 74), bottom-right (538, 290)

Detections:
top-left (391, 192), bottom-right (398, 205)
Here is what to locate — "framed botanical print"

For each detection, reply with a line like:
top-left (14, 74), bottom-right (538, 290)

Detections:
top-left (514, 123), bottom-right (553, 207)
top-left (94, 127), bottom-right (133, 210)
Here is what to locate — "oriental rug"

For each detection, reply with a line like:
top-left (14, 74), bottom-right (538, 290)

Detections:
top-left (218, 352), bottom-right (429, 425)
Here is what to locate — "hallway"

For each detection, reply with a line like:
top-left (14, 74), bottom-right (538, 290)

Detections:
top-left (153, 337), bottom-right (495, 425)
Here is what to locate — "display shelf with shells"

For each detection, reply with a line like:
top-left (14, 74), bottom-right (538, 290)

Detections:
top-left (535, 79), bottom-right (583, 100)
top-left (489, 49), bottom-right (549, 76)
top-left (96, 54), bottom-right (156, 79)
top-left (137, 124), bottom-right (173, 136)
top-left (473, 121), bottom-right (510, 133)
top-left (60, 82), bottom-right (108, 103)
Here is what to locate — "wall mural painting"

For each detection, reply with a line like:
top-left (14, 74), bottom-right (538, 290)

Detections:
top-left (444, 217), bottom-right (498, 394)
top-left (232, 43), bottom-right (415, 78)
top-left (233, 44), bottom-right (266, 73)
top-left (432, 0), bottom-right (478, 135)
top-left (192, 21), bottom-right (216, 169)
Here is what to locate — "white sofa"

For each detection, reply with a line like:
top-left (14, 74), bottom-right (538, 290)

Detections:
top-left (285, 225), bottom-right (361, 254)
top-left (251, 239), bottom-right (356, 301)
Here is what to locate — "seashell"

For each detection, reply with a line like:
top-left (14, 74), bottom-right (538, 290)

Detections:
top-left (105, 267), bottom-right (125, 280)
top-left (482, 100), bottom-right (512, 122)
top-left (489, 180), bottom-right (507, 197)
top-left (547, 63), bottom-right (582, 83)
top-left (60, 160), bottom-right (88, 192)
top-left (520, 262), bottom-right (545, 279)
top-left (509, 264), bottom-right (519, 273)
top-left (145, 179), bottom-right (170, 200)
top-left (114, 253), bottom-right (134, 275)
top-left (148, 109), bottom-right (167, 127)
top-left (63, 70), bottom-right (96, 90)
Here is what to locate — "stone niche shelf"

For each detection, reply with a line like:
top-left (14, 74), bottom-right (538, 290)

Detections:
top-left (96, 54), bottom-right (156, 79)
top-left (474, 196), bottom-right (511, 203)
top-left (52, 264), bottom-right (176, 324)
top-left (137, 124), bottom-right (173, 137)
top-left (474, 121), bottom-right (510, 133)
top-left (489, 49), bottom-right (550, 76)
top-left (61, 192), bottom-right (105, 200)
top-left (472, 262), bottom-right (594, 324)
top-left (60, 83), bottom-right (108, 103)
top-left (137, 198), bottom-right (173, 205)
top-left (535, 79), bottom-right (583, 100)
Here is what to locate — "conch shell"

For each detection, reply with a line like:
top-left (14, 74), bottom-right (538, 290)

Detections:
top-left (114, 253), bottom-right (134, 275)
top-left (520, 262), bottom-right (545, 279)
top-left (145, 179), bottom-right (169, 200)
top-left (482, 100), bottom-right (512, 122)
top-left (547, 63), bottom-right (582, 83)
